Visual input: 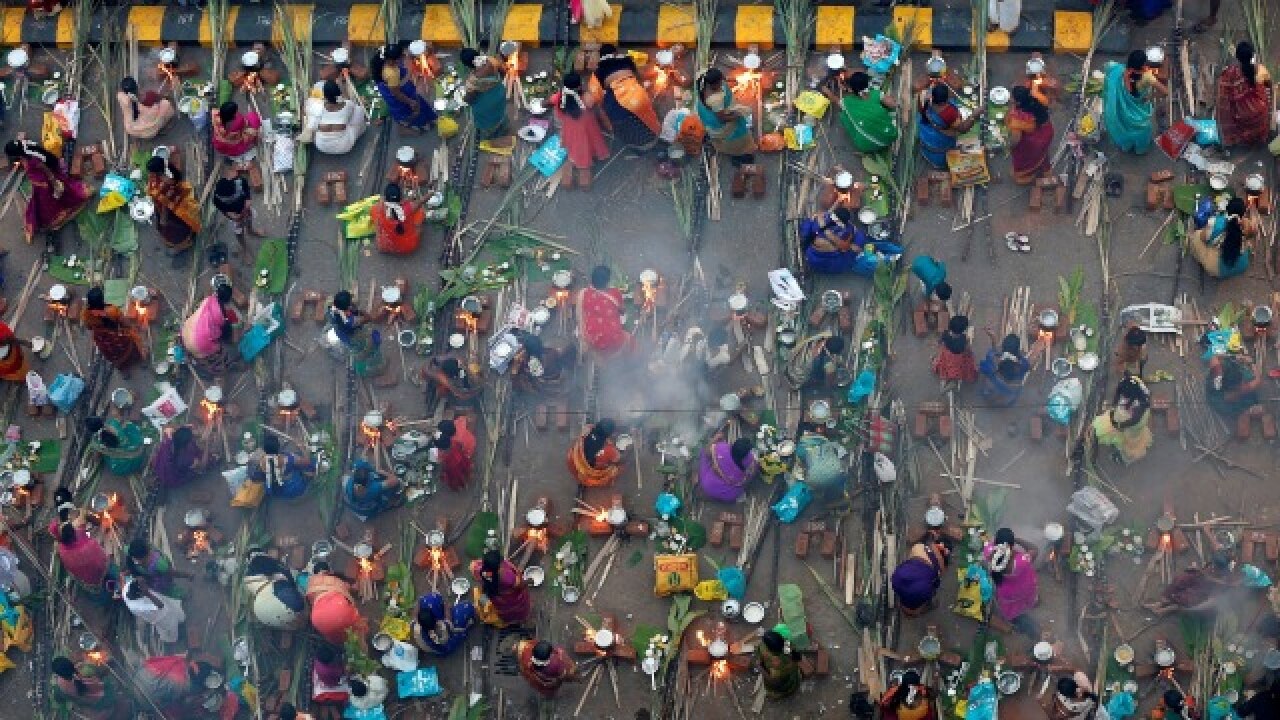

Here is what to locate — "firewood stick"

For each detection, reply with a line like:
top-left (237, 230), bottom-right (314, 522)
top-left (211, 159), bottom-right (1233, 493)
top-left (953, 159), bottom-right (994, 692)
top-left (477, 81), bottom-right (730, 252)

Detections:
top-left (573, 665), bottom-right (601, 717)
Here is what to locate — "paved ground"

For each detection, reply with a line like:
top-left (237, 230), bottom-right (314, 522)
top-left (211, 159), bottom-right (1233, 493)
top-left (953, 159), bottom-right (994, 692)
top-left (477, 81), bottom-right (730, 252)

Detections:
top-left (1, 1), bottom-right (1277, 719)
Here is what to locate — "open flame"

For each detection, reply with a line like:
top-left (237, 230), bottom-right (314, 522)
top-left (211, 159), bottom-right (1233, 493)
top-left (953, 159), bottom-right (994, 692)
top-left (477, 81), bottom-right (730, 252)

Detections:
top-left (711, 659), bottom-right (730, 680)
top-left (84, 649), bottom-right (107, 665)
top-left (360, 422), bottom-right (381, 447)
top-left (696, 630), bottom-right (708, 647)
top-left (640, 277), bottom-right (658, 312)
top-left (358, 557), bottom-right (374, 576)
top-left (190, 530), bottom-right (210, 555)
top-left (240, 71), bottom-right (263, 94)
top-left (732, 69), bottom-right (762, 94)
top-left (457, 311), bottom-right (478, 334)
top-left (200, 398), bottom-right (221, 423)
top-left (427, 546), bottom-right (444, 568)
top-left (1160, 533), bottom-right (1171, 551)
top-left (525, 527), bottom-right (547, 551)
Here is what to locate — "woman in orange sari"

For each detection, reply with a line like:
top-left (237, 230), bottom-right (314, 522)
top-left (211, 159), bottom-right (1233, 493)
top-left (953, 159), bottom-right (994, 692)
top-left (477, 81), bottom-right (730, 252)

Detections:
top-left (0, 322), bottom-right (28, 383)
top-left (372, 183), bottom-right (424, 254)
top-left (5, 139), bottom-right (91, 243)
top-left (82, 287), bottom-right (144, 377)
top-left (1006, 87), bottom-right (1055, 184)
top-left (577, 265), bottom-right (631, 358)
top-left (1217, 42), bottom-right (1272, 147)
top-left (594, 45), bottom-right (659, 151)
top-left (566, 419), bottom-right (622, 487)
top-left (146, 155), bottom-right (202, 254)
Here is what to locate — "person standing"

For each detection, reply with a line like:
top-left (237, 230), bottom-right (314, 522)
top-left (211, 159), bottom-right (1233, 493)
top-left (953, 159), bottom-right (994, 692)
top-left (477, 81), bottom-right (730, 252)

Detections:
top-left (983, 528), bottom-right (1040, 635)
top-left (932, 315), bottom-right (979, 386)
top-left (577, 265), bottom-right (632, 358)
top-left (146, 154), bottom-right (202, 255)
top-left (460, 48), bottom-right (509, 140)
top-left (372, 42), bottom-right (436, 132)
top-left (212, 173), bottom-right (263, 250)
top-left (1102, 50), bottom-right (1167, 154)
top-left (756, 630), bottom-right (802, 700)
top-left (516, 639), bottom-right (576, 698)
top-left (1217, 42), bottom-right (1273, 148)
top-left (551, 73), bottom-right (609, 189)
top-left (211, 102), bottom-right (263, 182)
top-left (594, 45), bottom-right (660, 152)
top-left (696, 68), bottom-right (762, 198)
top-left (437, 417), bottom-right (476, 491)
top-left (181, 283), bottom-right (241, 381)
top-left (150, 425), bottom-right (204, 490)
top-left (125, 537), bottom-right (191, 598)
top-left (1006, 86), bottom-right (1054, 183)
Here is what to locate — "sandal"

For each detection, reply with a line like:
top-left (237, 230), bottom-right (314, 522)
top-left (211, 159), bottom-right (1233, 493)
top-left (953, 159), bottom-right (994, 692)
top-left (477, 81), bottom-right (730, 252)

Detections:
top-left (1005, 232), bottom-right (1020, 253)
top-left (1017, 234), bottom-right (1031, 252)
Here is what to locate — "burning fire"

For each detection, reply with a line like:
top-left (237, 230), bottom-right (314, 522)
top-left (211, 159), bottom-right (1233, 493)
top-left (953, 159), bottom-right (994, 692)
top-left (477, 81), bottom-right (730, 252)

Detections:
top-left (732, 69), bottom-right (762, 94)
top-left (190, 530), bottom-right (210, 555)
top-left (457, 312), bottom-right (478, 334)
top-left (358, 557), bottom-right (374, 576)
top-left (711, 659), bottom-right (730, 680)
top-left (696, 630), bottom-right (708, 647)
top-left (1160, 533), bottom-right (1171, 550)
top-left (525, 527), bottom-right (547, 549)
top-left (240, 71), bottom-right (263, 94)
top-left (200, 397), bottom-right (221, 422)
top-left (360, 422), bottom-right (381, 447)
top-left (640, 277), bottom-right (658, 312)
top-left (84, 649), bottom-right (107, 665)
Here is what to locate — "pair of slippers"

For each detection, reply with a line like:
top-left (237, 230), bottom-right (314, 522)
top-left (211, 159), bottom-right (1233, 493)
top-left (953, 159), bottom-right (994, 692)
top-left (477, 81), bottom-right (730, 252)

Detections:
top-left (1004, 232), bottom-right (1031, 253)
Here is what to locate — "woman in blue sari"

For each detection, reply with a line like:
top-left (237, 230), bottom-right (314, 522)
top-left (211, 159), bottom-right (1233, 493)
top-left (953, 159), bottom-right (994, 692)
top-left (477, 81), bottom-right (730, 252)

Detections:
top-left (917, 84), bottom-right (981, 169)
top-left (373, 42), bottom-right (437, 132)
top-left (1102, 51), bottom-right (1166, 154)
top-left (696, 68), bottom-right (762, 197)
top-left (459, 48), bottom-right (509, 140)
top-left (249, 433), bottom-right (313, 501)
top-left (801, 207), bottom-right (902, 275)
top-left (978, 329), bottom-right (1030, 407)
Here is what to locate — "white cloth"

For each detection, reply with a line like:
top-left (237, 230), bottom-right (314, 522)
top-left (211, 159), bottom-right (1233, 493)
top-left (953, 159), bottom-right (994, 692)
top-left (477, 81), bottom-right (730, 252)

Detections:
top-left (123, 578), bottom-right (186, 643)
top-left (304, 97), bottom-right (368, 155)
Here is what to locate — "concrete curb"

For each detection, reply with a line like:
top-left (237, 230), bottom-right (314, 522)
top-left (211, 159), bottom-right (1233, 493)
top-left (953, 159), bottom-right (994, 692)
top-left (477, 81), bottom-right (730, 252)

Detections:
top-left (14, 3), bottom-right (1128, 55)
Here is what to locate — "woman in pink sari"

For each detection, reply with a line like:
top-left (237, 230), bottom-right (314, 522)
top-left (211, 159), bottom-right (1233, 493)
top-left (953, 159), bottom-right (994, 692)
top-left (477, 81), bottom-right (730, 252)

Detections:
top-left (49, 504), bottom-right (115, 599)
top-left (1006, 87), bottom-right (1054, 184)
top-left (577, 265), bottom-right (632, 358)
top-left (982, 527), bottom-right (1039, 634)
top-left (212, 102), bottom-right (263, 186)
top-left (5, 139), bottom-right (90, 243)
top-left (181, 283), bottom-right (240, 380)
top-left (471, 550), bottom-right (530, 627)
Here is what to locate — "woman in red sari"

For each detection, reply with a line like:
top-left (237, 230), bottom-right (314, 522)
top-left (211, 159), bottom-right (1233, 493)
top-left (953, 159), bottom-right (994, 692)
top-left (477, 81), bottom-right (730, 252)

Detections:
top-left (516, 639), bottom-right (576, 698)
top-left (931, 315), bottom-right (978, 385)
top-left (0, 322), bottom-right (28, 384)
top-left (577, 265), bottom-right (631, 357)
top-left (437, 417), bottom-right (476, 491)
top-left (566, 418), bottom-right (622, 487)
top-left (82, 286), bottom-right (145, 377)
top-left (471, 550), bottom-right (530, 627)
top-left (1006, 87), bottom-right (1054, 184)
top-left (5, 139), bottom-right (90, 243)
top-left (212, 102), bottom-right (263, 186)
top-left (372, 183), bottom-right (424, 254)
top-left (1217, 42), bottom-right (1272, 147)
top-left (551, 73), bottom-right (609, 189)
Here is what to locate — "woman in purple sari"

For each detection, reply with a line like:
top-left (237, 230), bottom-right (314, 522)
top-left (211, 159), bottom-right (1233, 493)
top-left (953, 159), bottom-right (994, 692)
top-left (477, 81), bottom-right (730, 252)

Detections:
top-left (983, 527), bottom-right (1040, 633)
top-left (698, 438), bottom-right (757, 502)
top-left (150, 426), bottom-right (203, 490)
top-left (471, 550), bottom-right (530, 627)
top-left (6, 139), bottom-right (91, 242)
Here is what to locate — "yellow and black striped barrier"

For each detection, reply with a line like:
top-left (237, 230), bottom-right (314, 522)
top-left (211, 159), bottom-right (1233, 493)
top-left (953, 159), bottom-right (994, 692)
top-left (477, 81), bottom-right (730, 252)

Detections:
top-left (11, 3), bottom-right (1123, 56)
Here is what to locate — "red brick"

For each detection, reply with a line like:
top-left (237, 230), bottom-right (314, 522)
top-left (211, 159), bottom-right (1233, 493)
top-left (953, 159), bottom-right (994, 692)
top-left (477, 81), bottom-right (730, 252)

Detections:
top-left (913, 412), bottom-right (929, 439)
top-left (820, 531), bottom-right (837, 558)
top-left (729, 524), bottom-right (744, 551)
top-left (814, 648), bottom-right (831, 675)
top-left (1164, 408), bottom-right (1180, 435)
top-left (709, 521), bottom-right (726, 547)
top-left (1237, 413), bottom-right (1252, 440)
top-left (913, 309), bottom-right (930, 337)
top-left (937, 416), bottom-right (952, 439)
top-left (916, 176), bottom-right (931, 205)
top-left (1145, 182), bottom-right (1159, 212)
top-left (1029, 184), bottom-right (1043, 211)
top-left (1150, 395), bottom-right (1171, 411)
top-left (920, 401), bottom-right (946, 416)
top-left (794, 532), bottom-right (810, 558)
top-left (1055, 184), bottom-right (1068, 213)
top-left (1262, 413), bottom-right (1276, 440)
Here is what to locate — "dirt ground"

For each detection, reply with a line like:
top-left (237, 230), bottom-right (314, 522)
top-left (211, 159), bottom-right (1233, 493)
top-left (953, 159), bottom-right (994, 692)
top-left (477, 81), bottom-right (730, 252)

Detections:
top-left (0, 1), bottom-right (1274, 719)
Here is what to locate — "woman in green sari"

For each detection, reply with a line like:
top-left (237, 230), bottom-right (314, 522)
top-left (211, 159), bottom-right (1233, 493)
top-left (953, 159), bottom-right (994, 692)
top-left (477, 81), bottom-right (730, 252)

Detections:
top-left (1102, 50), bottom-right (1167, 154)
top-left (460, 48), bottom-right (509, 140)
top-left (88, 416), bottom-right (147, 475)
top-left (839, 71), bottom-right (899, 154)
top-left (756, 630), bottom-right (801, 700)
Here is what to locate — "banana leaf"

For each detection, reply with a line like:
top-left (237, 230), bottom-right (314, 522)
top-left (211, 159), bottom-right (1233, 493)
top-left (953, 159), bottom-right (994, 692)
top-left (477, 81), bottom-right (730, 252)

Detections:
top-left (253, 238), bottom-right (289, 294)
top-left (110, 209), bottom-right (139, 254)
top-left (463, 511), bottom-right (500, 559)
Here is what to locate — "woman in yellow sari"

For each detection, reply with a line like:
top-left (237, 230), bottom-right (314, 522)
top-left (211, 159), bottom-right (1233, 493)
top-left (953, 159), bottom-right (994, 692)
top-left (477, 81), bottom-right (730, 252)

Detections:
top-left (566, 419), bottom-right (622, 487)
top-left (146, 155), bottom-right (202, 254)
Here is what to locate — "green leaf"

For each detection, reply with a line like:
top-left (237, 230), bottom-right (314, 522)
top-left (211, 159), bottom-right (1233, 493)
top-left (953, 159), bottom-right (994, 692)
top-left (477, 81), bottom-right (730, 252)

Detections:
top-left (628, 550), bottom-right (644, 567)
top-left (672, 518), bottom-right (707, 550)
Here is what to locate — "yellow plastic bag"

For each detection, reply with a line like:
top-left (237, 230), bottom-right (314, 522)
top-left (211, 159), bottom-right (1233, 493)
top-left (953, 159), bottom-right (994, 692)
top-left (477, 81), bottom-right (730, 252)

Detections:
top-left (230, 479), bottom-right (266, 508)
top-left (96, 192), bottom-right (127, 214)
top-left (0, 652), bottom-right (13, 674)
top-left (2, 607), bottom-right (32, 652)
top-left (693, 580), bottom-right (727, 601)
top-left (794, 91), bottom-right (830, 119)
top-left (654, 553), bottom-right (699, 597)
top-left (379, 614), bottom-right (411, 642)
top-left (951, 570), bottom-right (985, 621)
top-left (41, 113), bottom-right (63, 157)
top-left (437, 115), bottom-right (459, 139)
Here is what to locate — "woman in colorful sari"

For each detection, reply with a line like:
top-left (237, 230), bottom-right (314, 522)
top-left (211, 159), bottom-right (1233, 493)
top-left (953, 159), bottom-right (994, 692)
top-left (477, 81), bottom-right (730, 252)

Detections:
top-left (1207, 354), bottom-right (1262, 420)
top-left (1051, 674), bottom-right (1101, 720)
top-left (471, 550), bottom-right (531, 627)
top-left (1189, 198), bottom-right (1253, 279)
top-left (83, 287), bottom-right (144, 376)
top-left (578, 265), bottom-right (632, 358)
top-left (839, 71), bottom-right (899, 155)
top-left (977, 329), bottom-right (1030, 407)
top-left (181, 283), bottom-right (240, 380)
top-left (983, 528), bottom-right (1040, 635)
top-left (932, 315), bottom-right (978, 385)
top-left (459, 48), bottom-right (509, 140)
top-left (151, 426), bottom-right (203, 490)
top-left (123, 575), bottom-right (186, 644)
top-left (698, 438), bottom-right (757, 503)
top-left (1217, 42), bottom-right (1272, 147)
top-left (891, 531), bottom-right (951, 616)
top-left (49, 510), bottom-right (115, 599)
top-left (801, 207), bottom-right (900, 275)
top-left (5, 139), bottom-right (90, 243)
top-left (696, 68), bottom-right (762, 197)
top-left (211, 101), bottom-right (262, 168)
top-left (437, 417), bottom-right (476, 491)
top-left (118, 76), bottom-right (175, 140)
top-left (1007, 86), bottom-right (1054, 183)
top-left (87, 415), bottom-right (146, 475)
top-left (757, 630), bottom-right (801, 700)
top-left (126, 537), bottom-right (190, 598)
top-left (249, 433), bottom-right (313, 500)
top-left (1128, 0), bottom-right (1171, 25)
top-left (1093, 373), bottom-right (1153, 465)
top-left (146, 155), bottom-right (201, 254)
top-left (306, 564), bottom-right (366, 645)
top-left (412, 592), bottom-right (475, 657)
top-left (552, 73), bottom-right (610, 189)
top-left (881, 670), bottom-right (938, 720)
top-left (311, 644), bottom-right (350, 719)
top-left (594, 45), bottom-right (660, 151)
top-left (50, 656), bottom-right (130, 720)
top-left (917, 84), bottom-right (981, 169)
top-left (135, 654), bottom-right (213, 717)
top-left (1102, 50), bottom-right (1166, 154)
top-left (327, 291), bottom-right (385, 378)
top-left (517, 639), bottom-right (576, 698)
top-left (0, 322), bottom-right (28, 384)
top-left (567, 418), bottom-right (622, 487)
top-left (303, 79), bottom-right (367, 155)
top-left (373, 183), bottom-right (424, 254)
top-left (372, 42), bottom-right (436, 132)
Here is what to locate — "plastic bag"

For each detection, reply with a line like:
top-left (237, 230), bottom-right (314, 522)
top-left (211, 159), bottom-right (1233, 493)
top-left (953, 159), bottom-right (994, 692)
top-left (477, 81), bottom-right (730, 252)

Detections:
top-left (654, 553), bottom-right (699, 597)
top-left (437, 115), bottom-right (458, 139)
top-left (1188, 117), bottom-right (1219, 146)
top-left (47, 374), bottom-right (84, 413)
top-left (1106, 691), bottom-right (1137, 719)
top-left (142, 385), bottom-right (188, 429)
top-left (231, 479), bottom-right (265, 508)
top-left (1204, 695), bottom-right (1239, 720)
top-left (380, 640), bottom-right (418, 672)
top-left (1067, 486), bottom-right (1119, 529)
top-left (1047, 377), bottom-right (1083, 425)
top-left (1194, 195), bottom-right (1215, 228)
top-left (396, 667), bottom-right (440, 698)
top-left (1242, 563), bottom-right (1273, 588)
top-left (272, 136), bottom-right (295, 173)
top-left (873, 453), bottom-right (896, 484)
top-left (655, 492), bottom-right (682, 518)
top-left (772, 481), bottom-right (812, 523)
top-left (222, 465), bottom-right (248, 495)
top-left (693, 580), bottom-right (727, 601)
top-left (794, 91), bottom-right (830, 119)
top-left (528, 134), bottom-right (567, 177)
top-left (965, 680), bottom-right (998, 720)
top-left (24, 372), bottom-right (47, 408)
top-left (847, 369), bottom-right (877, 404)
top-left (40, 113), bottom-right (63, 157)
top-left (718, 567), bottom-right (747, 600)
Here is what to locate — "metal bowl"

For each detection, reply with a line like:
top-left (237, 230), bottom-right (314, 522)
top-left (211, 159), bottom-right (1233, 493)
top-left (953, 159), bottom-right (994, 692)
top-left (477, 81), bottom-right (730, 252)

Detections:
top-left (11, 469), bottom-right (30, 488)
top-left (1025, 58), bottom-right (1046, 75)
top-left (397, 329), bottom-right (417, 348)
top-left (835, 171), bottom-right (854, 189)
top-left (111, 387), bottom-right (134, 409)
top-left (1051, 357), bottom-right (1073, 378)
top-left (720, 393), bottom-right (742, 412)
top-left (1154, 647), bottom-right (1176, 667)
top-left (607, 506), bottom-right (628, 525)
top-left (1033, 641), bottom-right (1055, 662)
top-left (809, 400), bottom-right (831, 421)
top-left (459, 296), bottom-right (483, 314)
top-left (1247, 173), bottom-right (1266, 193)
top-left (728, 293), bottom-right (749, 312)
top-left (1145, 46), bottom-right (1165, 65)
top-left (526, 507), bottom-right (547, 527)
top-left (426, 529), bottom-right (446, 547)
top-left (523, 565), bottom-right (545, 587)
top-left (742, 602), bottom-right (766, 624)
top-left (409, 40), bottom-right (428, 57)
top-left (331, 47), bottom-right (350, 65)
top-left (1210, 174), bottom-right (1229, 191)
top-left (996, 671), bottom-right (1021, 695)
top-left (822, 289), bottom-right (843, 310)
top-left (776, 440), bottom-right (796, 457)
top-left (448, 333), bottom-right (466, 349)
top-left (918, 635), bottom-right (941, 659)
top-left (826, 53), bottom-right (845, 71)
top-left (371, 632), bottom-right (394, 651)
top-left (594, 628), bottom-right (615, 648)
top-left (241, 51), bottom-right (260, 69)
top-left (184, 508), bottom-right (208, 528)
top-left (352, 541), bottom-right (374, 559)
top-left (708, 639), bottom-right (729, 658)
top-left (529, 306), bottom-right (551, 326)
top-left (614, 433), bottom-right (633, 451)
top-left (1077, 352), bottom-right (1100, 372)
top-left (204, 385), bottom-right (223, 404)
top-left (742, 53), bottom-right (761, 71)
top-left (561, 584), bottom-right (580, 603)
top-left (988, 86), bottom-right (1010, 106)
top-left (1043, 522), bottom-right (1064, 542)
top-left (451, 576), bottom-right (471, 596)
top-left (552, 269), bottom-right (573, 288)
top-left (858, 207), bottom-right (878, 225)
top-left (1038, 308), bottom-right (1059, 330)
top-left (721, 598), bottom-right (740, 618)
top-left (6, 48), bottom-right (28, 69)
top-left (925, 506), bottom-right (946, 527)
top-left (89, 492), bottom-right (111, 513)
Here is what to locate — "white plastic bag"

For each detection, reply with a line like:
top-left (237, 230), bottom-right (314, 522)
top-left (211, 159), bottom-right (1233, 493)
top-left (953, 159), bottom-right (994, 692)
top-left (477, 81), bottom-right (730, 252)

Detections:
top-left (142, 385), bottom-right (188, 429)
top-left (272, 136), bottom-right (295, 173)
top-left (24, 371), bottom-right (48, 407)
top-left (873, 453), bottom-right (896, 484)
top-left (1067, 487), bottom-right (1118, 530)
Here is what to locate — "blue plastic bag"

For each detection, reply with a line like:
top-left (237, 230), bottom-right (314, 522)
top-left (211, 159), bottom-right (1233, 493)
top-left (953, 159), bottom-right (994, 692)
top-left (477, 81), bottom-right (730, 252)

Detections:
top-left (965, 679), bottom-right (998, 720)
top-left (655, 492), bottom-right (682, 518)
top-left (48, 374), bottom-right (85, 413)
top-left (1194, 196), bottom-right (1214, 228)
top-left (965, 562), bottom-right (995, 604)
top-left (1242, 563), bottom-right (1273, 588)
top-left (1188, 117), bottom-right (1220, 146)
top-left (1106, 690), bottom-right (1137, 719)
top-left (847, 369), bottom-right (877, 404)
top-left (1205, 695), bottom-right (1241, 720)
top-left (717, 567), bottom-right (746, 600)
top-left (343, 705), bottom-right (387, 720)
top-left (772, 481), bottom-right (812, 523)
top-left (1202, 329), bottom-right (1235, 360)
top-left (396, 667), bottom-right (441, 698)
top-left (860, 35), bottom-right (902, 76)
top-left (529, 134), bottom-right (568, 177)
